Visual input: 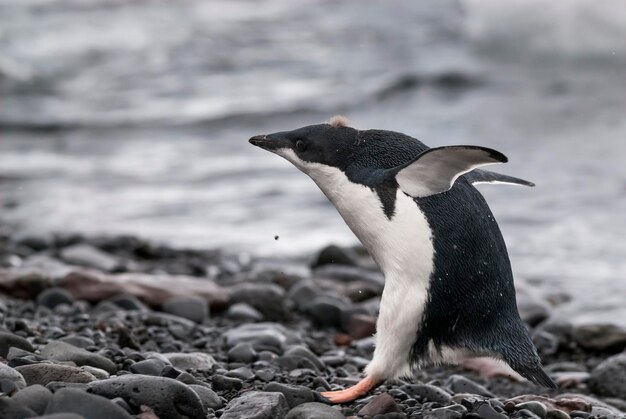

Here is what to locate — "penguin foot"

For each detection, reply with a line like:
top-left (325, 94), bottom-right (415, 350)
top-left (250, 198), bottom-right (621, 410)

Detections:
top-left (320, 376), bottom-right (378, 404)
top-left (462, 357), bottom-right (524, 381)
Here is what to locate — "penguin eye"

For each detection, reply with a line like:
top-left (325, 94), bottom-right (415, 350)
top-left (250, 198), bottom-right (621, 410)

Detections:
top-left (295, 140), bottom-right (307, 152)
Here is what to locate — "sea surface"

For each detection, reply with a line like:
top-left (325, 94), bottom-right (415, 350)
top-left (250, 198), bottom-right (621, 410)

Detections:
top-left (1, 0), bottom-right (625, 302)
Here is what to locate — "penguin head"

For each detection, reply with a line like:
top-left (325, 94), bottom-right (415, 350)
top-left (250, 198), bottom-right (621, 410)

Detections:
top-left (249, 116), bottom-right (360, 176)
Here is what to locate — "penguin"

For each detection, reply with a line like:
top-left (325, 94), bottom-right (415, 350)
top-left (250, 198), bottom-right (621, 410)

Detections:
top-left (249, 116), bottom-right (556, 404)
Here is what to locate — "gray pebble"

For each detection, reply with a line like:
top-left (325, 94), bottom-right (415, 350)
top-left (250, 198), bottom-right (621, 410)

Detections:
top-left (446, 375), bottom-right (494, 397)
top-left (162, 352), bottom-right (217, 371)
top-left (264, 382), bottom-right (315, 408)
top-left (45, 387), bottom-right (133, 419)
top-left (11, 384), bottom-right (52, 415)
top-left (285, 402), bottom-right (346, 419)
top-left (0, 331), bottom-right (34, 358)
top-left (516, 401), bottom-right (548, 419)
top-left (401, 384), bottom-right (452, 404)
top-left (212, 374), bottom-right (243, 391)
top-left (221, 391), bottom-right (289, 419)
top-left (129, 358), bottom-right (168, 376)
top-left (589, 353), bottom-right (626, 399)
top-left (189, 384), bottom-right (223, 410)
top-left (16, 364), bottom-right (97, 386)
top-left (0, 362), bottom-right (26, 389)
top-left (162, 296), bottom-right (209, 323)
top-left (227, 302), bottom-right (264, 321)
top-left (40, 340), bottom-right (116, 374)
top-left (228, 342), bottom-right (258, 363)
top-left (225, 366), bottom-right (255, 381)
top-left (60, 243), bottom-right (119, 271)
top-left (87, 374), bottom-right (204, 419)
top-left (0, 397), bottom-right (36, 419)
top-left (282, 346), bottom-right (325, 372)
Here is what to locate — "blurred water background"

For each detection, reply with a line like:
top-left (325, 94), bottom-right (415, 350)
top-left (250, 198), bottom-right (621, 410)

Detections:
top-left (0, 0), bottom-right (625, 302)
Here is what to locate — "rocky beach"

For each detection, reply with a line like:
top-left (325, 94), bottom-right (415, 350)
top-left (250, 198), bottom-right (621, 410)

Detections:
top-left (0, 226), bottom-right (625, 419)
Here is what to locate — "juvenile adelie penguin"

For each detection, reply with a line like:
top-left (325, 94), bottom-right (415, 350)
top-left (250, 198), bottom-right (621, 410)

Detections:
top-left (249, 116), bottom-right (556, 403)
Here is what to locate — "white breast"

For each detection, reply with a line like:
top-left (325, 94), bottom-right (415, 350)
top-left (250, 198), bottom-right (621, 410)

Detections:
top-left (277, 148), bottom-right (435, 378)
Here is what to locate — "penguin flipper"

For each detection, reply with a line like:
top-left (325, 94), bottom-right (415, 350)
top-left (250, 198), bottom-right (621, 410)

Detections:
top-left (465, 169), bottom-right (535, 187)
top-left (393, 145), bottom-right (507, 198)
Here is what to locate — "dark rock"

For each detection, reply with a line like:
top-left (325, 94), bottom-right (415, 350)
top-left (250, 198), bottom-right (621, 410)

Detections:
top-left (401, 384), bottom-right (452, 404)
top-left (225, 366), bottom-right (255, 381)
top-left (60, 243), bottom-right (119, 271)
top-left (282, 346), bottom-right (325, 371)
top-left (130, 359), bottom-right (168, 376)
top-left (0, 331), bottom-right (35, 357)
top-left (221, 391), bottom-right (289, 419)
top-left (515, 401), bottom-right (548, 419)
top-left (426, 405), bottom-right (467, 419)
top-left (16, 364), bottom-right (97, 386)
top-left (344, 313), bottom-right (376, 339)
top-left (212, 374), bottom-right (243, 391)
top-left (12, 384), bottom-right (52, 415)
top-left (108, 294), bottom-right (150, 311)
top-left (36, 287), bottom-right (75, 309)
top-left (306, 295), bottom-right (348, 327)
top-left (229, 283), bottom-right (287, 320)
top-left (189, 384), bottom-right (222, 410)
top-left (30, 414), bottom-right (85, 419)
top-left (588, 353), bottom-right (626, 399)
top-left (45, 387), bottom-right (133, 419)
top-left (0, 363), bottom-right (26, 389)
top-left (286, 281), bottom-right (321, 309)
top-left (311, 245), bottom-right (359, 268)
top-left (223, 323), bottom-right (293, 352)
top-left (87, 374), bottom-right (204, 419)
top-left (264, 382), bottom-right (315, 408)
top-left (162, 296), bottom-right (208, 323)
top-left (58, 335), bottom-right (96, 349)
top-left (312, 265), bottom-right (384, 286)
top-left (40, 341), bottom-right (116, 374)
top-left (359, 393), bottom-right (401, 416)
top-left (228, 342), bottom-right (258, 363)
top-left (0, 397), bottom-right (36, 418)
top-left (227, 303), bottom-right (264, 321)
top-left (285, 402), bottom-right (346, 419)
top-left (446, 375), bottom-right (494, 397)
top-left (163, 352), bottom-right (216, 371)
top-left (475, 402), bottom-right (508, 419)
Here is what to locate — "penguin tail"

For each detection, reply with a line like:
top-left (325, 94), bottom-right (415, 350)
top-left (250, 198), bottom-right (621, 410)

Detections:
top-left (514, 363), bottom-right (558, 389)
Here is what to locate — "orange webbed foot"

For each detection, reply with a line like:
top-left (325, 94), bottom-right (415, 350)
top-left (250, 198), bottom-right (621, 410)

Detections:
top-left (320, 376), bottom-right (379, 404)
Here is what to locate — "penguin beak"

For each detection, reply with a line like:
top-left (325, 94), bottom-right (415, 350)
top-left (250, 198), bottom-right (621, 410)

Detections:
top-left (248, 134), bottom-right (287, 152)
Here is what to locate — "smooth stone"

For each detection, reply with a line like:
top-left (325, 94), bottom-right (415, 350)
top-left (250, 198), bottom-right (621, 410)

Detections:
top-left (80, 366), bottom-right (109, 380)
top-left (516, 401), bottom-right (548, 419)
top-left (588, 353), bottom-right (626, 399)
top-left (228, 342), bottom-right (258, 363)
top-left (312, 265), bottom-right (384, 286)
top-left (286, 281), bottom-right (321, 309)
top-left (87, 374), bottom-right (204, 419)
top-left (0, 397), bottom-right (36, 418)
top-left (225, 366), bottom-right (255, 381)
top-left (227, 303), bottom-right (264, 321)
top-left (45, 388), bottom-right (133, 419)
top-left (36, 287), bottom-right (75, 309)
top-left (306, 295), bottom-right (348, 327)
top-left (229, 283), bottom-right (287, 320)
top-left (130, 358), bottom-right (168, 376)
top-left (223, 323), bottom-right (293, 352)
top-left (476, 402), bottom-right (508, 419)
top-left (221, 391), bottom-right (289, 419)
top-left (162, 352), bottom-right (217, 371)
top-left (12, 384), bottom-right (52, 415)
top-left (427, 405), bottom-right (468, 419)
top-left (40, 341), bottom-right (116, 374)
top-left (162, 296), bottom-right (208, 323)
top-left (446, 375), bottom-right (494, 397)
top-left (311, 245), bottom-right (360, 268)
top-left (0, 331), bottom-right (34, 357)
top-left (58, 335), bottom-right (96, 349)
top-left (189, 384), bottom-right (222, 410)
top-left (60, 243), bottom-right (119, 271)
top-left (108, 294), bottom-right (149, 311)
top-left (16, 364), bottom-right (97, 386)
top-left (401, 384), bottom-right (452, 404)
top-left (358, 393), bottom-right (401, 416)
top-left (285, 402), bottom-right (346, 419)
top-left (30, 414), bottom-right (85, 419)
top-left (0, 362), bottom-right (27, 389)
top-left (264, 382), bottom-right (315, 408)
top-left (282, 346), bottom-right (325, 371)
top-left (546, 410), bottom-right (570, 419)
top-left (212, 374), bottom-right (243, 391)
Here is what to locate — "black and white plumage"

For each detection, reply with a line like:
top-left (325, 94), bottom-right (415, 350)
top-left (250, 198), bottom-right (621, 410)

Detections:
top-left (249, 117), bottom-right (556, 402)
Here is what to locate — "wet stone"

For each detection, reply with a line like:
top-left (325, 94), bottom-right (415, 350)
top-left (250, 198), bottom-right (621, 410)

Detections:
top-left (0, 397), bottom-right (36, 419)
top-left (285, 402), bottom-right (346, 419)
top-left (516, 401), bottom-right (548, 419)
top-left (212, 374), bottom-right (243, 391)
top-left (189, 384), bottom-right (223, 410)
top-left (588, 353), bottom-right (626, 399)
top-left (60, 243), bottom-right (119, 271)
top-left (0, 362), bottom-right (27, 389)
top-left (359, 393), bottom-right (402, 416)
top-left (446, 375), bottom-right (494, 397)
top-left (15, 364), bottom-right (97, 386)
top-left (227, 302), bottom-right (264, 321)
top-left (225, 366), bottom-right (255, 381)
top-left (401, 384), bottom-right (452, 404)
top-left (163, 352), bottom-right (216, 371)
top-left (129, 358), bottom-right (168, 376)
top-left (228, 342), bottom-right (258, 363)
